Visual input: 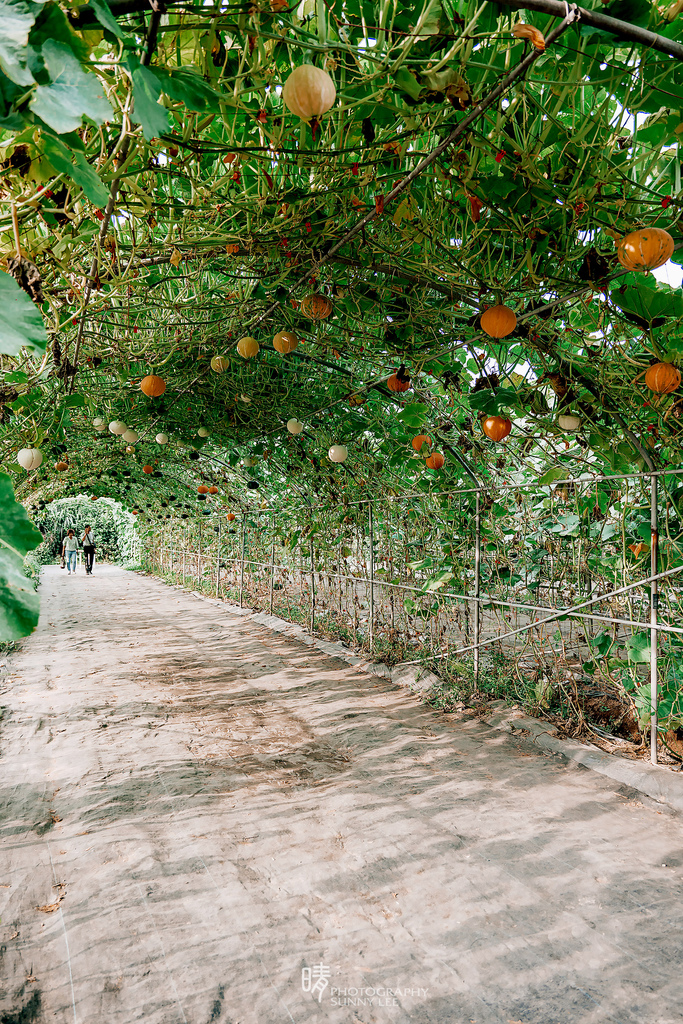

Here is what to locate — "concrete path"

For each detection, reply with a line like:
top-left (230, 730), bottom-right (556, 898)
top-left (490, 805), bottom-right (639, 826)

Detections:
top-left (1, 565), bottom-right (682, 1024)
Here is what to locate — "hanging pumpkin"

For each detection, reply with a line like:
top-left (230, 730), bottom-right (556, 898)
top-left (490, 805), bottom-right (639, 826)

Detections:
top-left (140, 374), bottom-right (166, 397)
top-left (425, 452), bottom-right (445, 470)
top-left (92, 417), bottom-right (105, 431)
top-left (142, 465), bottom-right (154, 474)
top-left (17, 448), bottom-right (43, 471)
top-left (198, 485), bottom-right (209, 494)
top-left (300, 293), bottom-right (333, 320)
top-left (273, 330), bottom-right (299, 355)
top-left (211, 354), bottom-right (230, 372)
top-left (197, 427), bottom-right (209, 437)
top-left (242, 456), bottom-right (258, 467)
top-left (237, 336), bottom-right (260, 358)
top-left (482, 415), bottom-right (512, 441)
top-left (155, 433), bottom-right (169, 444)
top-left (558, 414), bottom-right (581, 431)
top-left (208, 486), bottom-right (219, 494)
top-left (387, 365), bottom-right (411, 392)
top-left (412, 434), bottom-right (432, 452)
top-left (282, 64), bottom-right (336, 121)
top-left (109, 420), bottom-right (127, 435)
top-left (227, 512), bottom-right (236, 521)
top-left (617, 228), bottom-right (674, 272)
top-left (644, 362), bottom-right (681, 394)
top-left (480, 304), bottom-right (517, 338)
top-left (122, 429), bottom-right (138, 443)
top-left (287, 418), bottom-right (304, 434)
top-left (328, 445), bottom-right (348, 463)
top-left (54, 460), bottom-right (68, 472)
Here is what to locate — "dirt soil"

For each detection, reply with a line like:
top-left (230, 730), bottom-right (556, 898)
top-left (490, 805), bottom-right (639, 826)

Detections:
top-left (1, 564), bottom-right (682, 1024)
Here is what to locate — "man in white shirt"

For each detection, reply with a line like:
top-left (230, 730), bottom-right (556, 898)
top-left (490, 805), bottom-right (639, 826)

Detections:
top-left (63, 530), bottom-right (79, 574)
top-left (81, 525), bottom-right (96, 575)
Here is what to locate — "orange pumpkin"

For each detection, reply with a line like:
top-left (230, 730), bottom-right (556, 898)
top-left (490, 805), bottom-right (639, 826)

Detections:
top-left (645, 362), bottom-right (681, 394)
top-left (387, 368), bottom-right (411, 393)
top-left (140, 374), bottom-right (166, 397)
top-left (198, 484), bottom-right (209, 494)
top-left (482, 415), bottom-right (512, 441)
top-left (54, 460), bottom-right (68, 471)
top-left (425, 452), bottom-right (445, 470)
top-left (617, 228), bottom-right (674, 272)
top-left (480, 304), bottom-right (517, 338)
top-left (412, 434), bottom-right (432, 452)
top-left (273, 330), bottom-right (299, 354)
top-left (227, 512), bottom-right (236, 521)
top-left (300, 293), bottom-right (333, 320)
top-left (208, 486), bottom-right (219, 494)
top-left (142, 464), bottom-right (154, 474)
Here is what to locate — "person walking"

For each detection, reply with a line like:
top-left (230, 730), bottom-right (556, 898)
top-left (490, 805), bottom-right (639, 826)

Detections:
top-left (81, 525), bottom-right (96, 575)
top-left (63, 530), bottom-right (79, 574)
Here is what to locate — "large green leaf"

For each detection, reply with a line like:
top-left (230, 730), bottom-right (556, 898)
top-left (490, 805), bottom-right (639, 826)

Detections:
top-left (0, 270), bottom-right (48, 356)
top-left (0, 473), bottom-right (42, 641)
top-left (42, 134), bottom-right (109, 207)
top-left (128, 58), bottom-right (170, 140)
top-left (29, 39), bottom-right (112, 133)
top-left (88, 0), bottom-right (124, 38)
top-left (151, 65), bottom-right (224, 113)
top-left (0, 0), bottom-right (37, 86)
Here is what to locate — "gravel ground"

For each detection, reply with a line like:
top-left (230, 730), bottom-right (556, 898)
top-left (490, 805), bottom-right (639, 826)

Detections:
top-left (1, 564), bottom-right (682, 1024)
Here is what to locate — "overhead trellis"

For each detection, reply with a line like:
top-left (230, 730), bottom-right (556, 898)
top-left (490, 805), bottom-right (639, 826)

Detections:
top-left (0, 0), bottom-right (682, 525)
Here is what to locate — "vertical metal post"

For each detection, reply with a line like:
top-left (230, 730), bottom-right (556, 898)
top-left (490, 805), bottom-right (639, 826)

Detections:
top-left (473, 489), bottom-right (481, 690)
top-left (215, 518), bottom-right (221, 598)
top-left (310, 539), bottom-right (316, 632)
top-left (182, 527), bottom-right (186, 583)
top-left (197, 522), bottom-right (202, 591)
top-left (239, 516), bottom-right (246, 608)
top-left (169, 527), bottom-right (173, 578)
top-left (368, 503), bottom-right (374, 652)
top-left (650, 474), bottom-right (659, 765)
top-left (269, 512), bottom-right (275, 615)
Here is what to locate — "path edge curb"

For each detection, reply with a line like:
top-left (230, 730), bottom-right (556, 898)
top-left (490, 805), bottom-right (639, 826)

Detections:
top-left (178, 584), bottom-right (683, 815)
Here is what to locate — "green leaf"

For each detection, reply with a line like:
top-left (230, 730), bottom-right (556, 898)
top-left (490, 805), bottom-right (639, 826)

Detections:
top-left (0, 0), bottom-right (38, 86)
top-left (128, 58), bottom-right (170, 140)
top-left (538, 467), bottom-right (567, 486)
top-left (88, 0), bottom-right (124, 38)
top-left (42, 134), bottom-right (108, 207)
top-left (626, 631), bottom-right (651, 664)
top-left (0, 270), bottom-right (48, 356)
top-left (30, 40), bottom-right (112, 132)
top-left (150, 65), bottom-right (223, 113)
top-left (0, 473), bottom-right (42, 641)
top-left (393, 68), bottom-right (422, 101)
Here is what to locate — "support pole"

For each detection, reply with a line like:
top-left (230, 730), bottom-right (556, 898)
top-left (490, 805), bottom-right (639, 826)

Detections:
top-left (473, 490), bottom-right (481, 690)
top-left (239, 517), bottom-right (246, 608)
top-left (182, 527), bottom-right (186, 584)
top-left (197, 522), bottom-right (202, 592)
top-left (310, 540), bottom-right (316, 633)
top-left (651, 474), bottom-right (659, 765)
top-left (215, 518), bottom-right (221, 598)
top-left (269, 512), bottom-right (275, 615)
top-left (368, 503), bottom-right (375, 653)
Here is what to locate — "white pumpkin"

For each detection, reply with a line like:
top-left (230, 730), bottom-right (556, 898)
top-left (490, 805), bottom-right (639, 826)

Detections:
top-left (211, 355), bottom-right (230, 373)
top-left (287, 418), bottom-right (304, 434)
top-left (93, 417), bottom-right (105, 431)
top-left (282, 65), bottom-right (336, 120)
top-left (122, 429), bottom-right (139, 443)
top-left (328, 445), bottom-right (348, 463)
top-left (109, 420), bottom-right (127, 435)
top-left (242, 456), bottom-right (258, 467)
top-left (197, 427), bottom-right (209, 438)
top-left (155, 432), bottom-right (169, 445)
top-left (558, 414), bottom-right (581, 432)
top-left (17, 448), bottom-right (43, 471)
